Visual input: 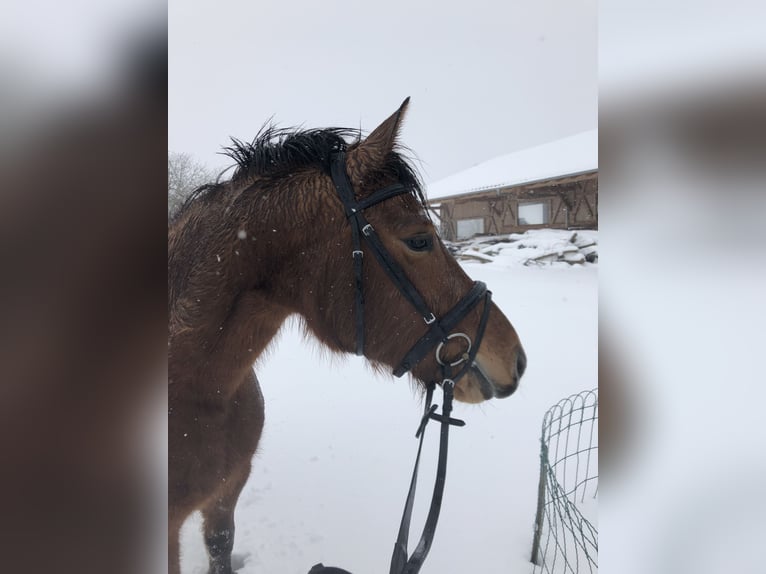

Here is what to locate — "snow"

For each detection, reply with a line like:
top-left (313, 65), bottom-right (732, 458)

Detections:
top-left (179, 259), bottom-right (597, 574)
top-left (449, 229), bottom-right (598, 267)
top-left (427, 130), bottom-right (598, 201)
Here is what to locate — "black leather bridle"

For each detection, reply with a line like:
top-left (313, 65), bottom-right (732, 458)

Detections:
top-left (315, 152), bottom-right (495, 574)
top-left (329, 152), bottom-right (493, 379)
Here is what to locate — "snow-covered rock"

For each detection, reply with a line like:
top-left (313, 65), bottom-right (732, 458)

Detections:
top-left (446, 229), bottom-right (598, 267)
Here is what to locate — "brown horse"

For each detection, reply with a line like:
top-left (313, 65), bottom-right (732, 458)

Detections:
top-left (168, 99), bottom-right (526, 574)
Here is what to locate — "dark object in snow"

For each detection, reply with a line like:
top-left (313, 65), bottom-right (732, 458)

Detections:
top-left (309, 564), bottom-right (353, 574)
top-left (168, 99), bottom-right (526, 574)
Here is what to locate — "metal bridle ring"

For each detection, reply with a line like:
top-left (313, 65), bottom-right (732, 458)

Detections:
top-left (435, 333), bottom-right (472, 367)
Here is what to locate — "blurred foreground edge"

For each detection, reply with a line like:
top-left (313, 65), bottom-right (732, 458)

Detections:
top-left (0, 21), bottom-right (167, 574)
top-left (600, 18), bottom-right (766, 573)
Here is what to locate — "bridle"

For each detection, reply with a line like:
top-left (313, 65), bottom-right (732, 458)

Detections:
top-left (326, 152), bottom-right (494, 574)
top-left (330, 152), bottom-right (493, 382)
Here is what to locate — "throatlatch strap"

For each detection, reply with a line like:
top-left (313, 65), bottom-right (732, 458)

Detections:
top-left (331, 153), bottom-right (366, 355)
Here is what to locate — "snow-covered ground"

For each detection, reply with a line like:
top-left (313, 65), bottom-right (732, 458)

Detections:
top-left (179, 254), bottom-right (597, 574)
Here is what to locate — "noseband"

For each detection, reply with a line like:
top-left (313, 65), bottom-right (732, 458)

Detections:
top-left (325, 152), bottom-right (493, 574)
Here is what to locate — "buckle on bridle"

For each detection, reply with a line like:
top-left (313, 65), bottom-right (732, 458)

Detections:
top-left (362, 224), bottom-right (373, 236)
top-left (352, 250), bottom-right (363, 259)
top-left (423, 313), bottom-right (436, 325)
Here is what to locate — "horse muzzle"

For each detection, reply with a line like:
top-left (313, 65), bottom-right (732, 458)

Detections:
top-left (468, 346), bottom-right (526, 401)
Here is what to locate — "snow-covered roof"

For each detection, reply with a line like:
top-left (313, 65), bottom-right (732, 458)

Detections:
top-left (427, 129), bottom-right (598, 201)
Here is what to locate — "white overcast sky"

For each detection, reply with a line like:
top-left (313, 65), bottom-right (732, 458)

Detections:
top-left (169, 0), bottom-right (596, 184)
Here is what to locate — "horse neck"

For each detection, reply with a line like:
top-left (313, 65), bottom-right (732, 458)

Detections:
top-left (168, 185), bottom-right (304, 398)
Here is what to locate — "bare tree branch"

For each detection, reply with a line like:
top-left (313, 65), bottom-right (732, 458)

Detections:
top-left (168, 151), bottom-right (215, 218)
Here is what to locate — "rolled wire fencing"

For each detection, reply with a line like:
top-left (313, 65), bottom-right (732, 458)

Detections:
top-left (530, 389), bottom-right (598, 573)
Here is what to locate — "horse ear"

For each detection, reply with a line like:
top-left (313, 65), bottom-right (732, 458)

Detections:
top-left (346, 97), bottom-right (410, 186)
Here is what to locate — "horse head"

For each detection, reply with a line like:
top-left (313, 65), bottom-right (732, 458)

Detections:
top-left (282, 99), bottom-right (526, 403)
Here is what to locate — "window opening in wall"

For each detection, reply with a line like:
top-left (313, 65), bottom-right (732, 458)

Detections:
top-left (456, 218), bottom-right (484, 239)
top-left (518, 202), bottom-right (550, 225)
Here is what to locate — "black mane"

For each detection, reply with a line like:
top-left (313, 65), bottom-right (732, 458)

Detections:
top-left (224, 125), bottom-right (359, 182)
top-left (171, 124), bottom-right (426, 224)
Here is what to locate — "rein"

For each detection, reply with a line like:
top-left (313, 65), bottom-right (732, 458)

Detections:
top-left (311, 153), bottom-right (493, 574)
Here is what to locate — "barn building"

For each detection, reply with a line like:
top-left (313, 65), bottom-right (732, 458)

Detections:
top-left (427, 130), bottom-right (598, 241)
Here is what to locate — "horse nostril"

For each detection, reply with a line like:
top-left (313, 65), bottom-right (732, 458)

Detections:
top-left (516, 348), bottom-right (527, 378)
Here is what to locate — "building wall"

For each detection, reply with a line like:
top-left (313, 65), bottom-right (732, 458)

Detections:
top-left (434, 171), bottom-right (598, 240)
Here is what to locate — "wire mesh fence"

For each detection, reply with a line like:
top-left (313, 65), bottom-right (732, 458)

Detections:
top-left (530, 389), bottom-right (598, 573)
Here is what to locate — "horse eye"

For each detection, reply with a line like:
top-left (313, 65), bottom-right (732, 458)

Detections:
top-left (404, 236), bottom-right (433, 252)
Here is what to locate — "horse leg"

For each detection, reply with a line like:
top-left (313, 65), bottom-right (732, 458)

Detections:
top-left (203, 370), bottom-right (264, 574)
top-left (202, 465), bottom-right (250, 574)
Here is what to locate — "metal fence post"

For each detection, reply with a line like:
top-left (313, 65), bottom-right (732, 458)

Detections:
top-left (530, 441), bottom-right (548, 565)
